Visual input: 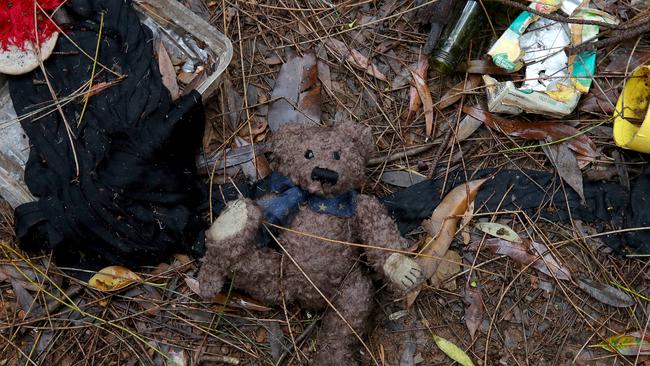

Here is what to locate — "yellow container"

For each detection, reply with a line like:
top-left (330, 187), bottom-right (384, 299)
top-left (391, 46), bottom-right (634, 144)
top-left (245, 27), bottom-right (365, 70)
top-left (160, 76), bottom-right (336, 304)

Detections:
top-left (613, 65), bottom-right (650, 153)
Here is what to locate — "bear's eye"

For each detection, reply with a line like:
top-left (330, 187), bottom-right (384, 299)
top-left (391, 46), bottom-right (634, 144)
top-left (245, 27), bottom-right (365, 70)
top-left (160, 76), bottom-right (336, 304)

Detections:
top-left (332, 151), bottom-right (340, 160)
top-left (304, 149), bottom-right (315, 159)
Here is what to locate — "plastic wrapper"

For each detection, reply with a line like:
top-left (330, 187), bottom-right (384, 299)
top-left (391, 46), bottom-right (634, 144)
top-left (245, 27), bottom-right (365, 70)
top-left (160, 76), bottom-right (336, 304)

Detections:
top-left (486, 0), bottom-right (618, 116)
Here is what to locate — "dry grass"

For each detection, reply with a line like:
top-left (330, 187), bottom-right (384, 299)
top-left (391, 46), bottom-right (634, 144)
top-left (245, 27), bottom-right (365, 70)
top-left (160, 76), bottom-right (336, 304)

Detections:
top-left (2, 0), bottom-right (650, 365)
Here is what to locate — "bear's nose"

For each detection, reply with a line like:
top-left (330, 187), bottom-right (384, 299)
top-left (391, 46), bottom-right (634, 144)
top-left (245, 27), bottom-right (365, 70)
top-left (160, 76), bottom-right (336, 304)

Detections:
top-left (311, 167), bottom-right (339, 185)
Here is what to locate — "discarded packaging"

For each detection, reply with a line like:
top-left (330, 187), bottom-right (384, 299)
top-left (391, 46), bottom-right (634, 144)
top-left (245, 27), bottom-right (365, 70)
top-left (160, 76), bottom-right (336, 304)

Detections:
top-left (486, 1), bottom-right (618, 116)
top-left (613, 65), bottom-right (650, 153)
top-left (0, 0), bottom-right (232, 209)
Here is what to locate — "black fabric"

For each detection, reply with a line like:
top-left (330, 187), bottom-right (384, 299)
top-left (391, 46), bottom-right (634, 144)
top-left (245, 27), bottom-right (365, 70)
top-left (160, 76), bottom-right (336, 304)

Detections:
top-left (380, 168), bottom-right (650, 254)
top-left (10, 0), bottom-right (206, 272)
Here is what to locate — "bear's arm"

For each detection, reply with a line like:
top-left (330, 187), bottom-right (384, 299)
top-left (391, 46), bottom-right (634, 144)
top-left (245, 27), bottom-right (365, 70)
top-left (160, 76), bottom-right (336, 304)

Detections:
top-left (353, 194), bottom-right (411, 275)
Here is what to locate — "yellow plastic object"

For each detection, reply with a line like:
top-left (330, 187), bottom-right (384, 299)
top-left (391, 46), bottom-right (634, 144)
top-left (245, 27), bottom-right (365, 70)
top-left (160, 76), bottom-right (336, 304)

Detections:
top-left (613, 65), bottom-right (650, 153)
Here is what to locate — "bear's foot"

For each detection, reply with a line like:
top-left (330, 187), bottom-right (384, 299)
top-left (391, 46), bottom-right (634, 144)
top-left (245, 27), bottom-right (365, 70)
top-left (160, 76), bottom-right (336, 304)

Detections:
top-left (199, 198), bottom-right (263, 300)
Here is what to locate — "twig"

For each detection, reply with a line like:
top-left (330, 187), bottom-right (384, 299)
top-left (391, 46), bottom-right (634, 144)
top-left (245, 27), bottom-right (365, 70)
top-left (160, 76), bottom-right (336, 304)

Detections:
top-left (487, 0), bottom-right (618, 29)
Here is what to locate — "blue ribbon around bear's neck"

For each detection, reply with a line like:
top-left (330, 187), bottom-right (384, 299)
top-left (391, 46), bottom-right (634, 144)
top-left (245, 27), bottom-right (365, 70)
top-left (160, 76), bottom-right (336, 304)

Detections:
top-left (255, 172), bottom-right (357, 246)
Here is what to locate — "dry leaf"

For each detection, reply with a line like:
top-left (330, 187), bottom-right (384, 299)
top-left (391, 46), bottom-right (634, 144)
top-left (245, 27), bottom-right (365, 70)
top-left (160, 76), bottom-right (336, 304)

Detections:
top-left (542, 141), bottom-right (585, 202)
top-left (268, 53), bottom-right (321, 130)
top-left (464, 106), bottom-right (598, 158)
top-left (456, 114), bottom-right (483, 142)
top-left (380, 170), bottom-right (427, 187)
top-left (213, 292), bottom-right (272, 312)
top-left (432, 335), bottom-right (475, 366)
top-left (406, 179), bottom-right (486, 307)
top-left (596, 332), bottom-right (650, 356)
top-left (317, 60), bottom-right (332, 92)
top-left (184, 277), bottom-right (201, 296)
top-left (437, 75), bottom-right (481, 110)
top-left (474, 222), bottom-right (521, 243)
top-left (325, 38), bottom-right (387, 81)
top-left (460, 201), bottom-right (475, 245)
top-left (469, 238), bottom-right (571, 281)
top-left (529, 241), bottom-right (572, 281)
top-left (408, 65), bottom-right (434, 137)
top-left (577, 278), bottom-right (634, 308)
top-left (157, 41), bottom-right (180, 101)
top-left (404, 54), bottom-right (429, 126)
top-left (88, 266), bottom-right (141, 292)
top-left (464, 59), bottom-right (511, 75)
top-left (430, 250), bottom-right (461, 291)
top-left (464, 285), bottom-right (484, 339)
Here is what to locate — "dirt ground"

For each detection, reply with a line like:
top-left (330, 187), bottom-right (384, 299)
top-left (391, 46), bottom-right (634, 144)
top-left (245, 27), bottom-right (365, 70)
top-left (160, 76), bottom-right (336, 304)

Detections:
top-left (2, 0), bottom-right (650, 365)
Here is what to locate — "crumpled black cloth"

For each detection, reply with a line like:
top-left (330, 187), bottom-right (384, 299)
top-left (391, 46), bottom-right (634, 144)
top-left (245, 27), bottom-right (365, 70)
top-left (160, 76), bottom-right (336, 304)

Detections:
top-left (10, 0), bottom-right (206, 271)
top-left (381, 168), bottom-right (650, 254)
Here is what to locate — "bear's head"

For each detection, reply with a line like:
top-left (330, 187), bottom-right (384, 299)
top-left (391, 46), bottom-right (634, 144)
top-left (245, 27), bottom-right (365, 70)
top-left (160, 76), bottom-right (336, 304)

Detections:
top-left (271, 121), bottom-right (374, 197)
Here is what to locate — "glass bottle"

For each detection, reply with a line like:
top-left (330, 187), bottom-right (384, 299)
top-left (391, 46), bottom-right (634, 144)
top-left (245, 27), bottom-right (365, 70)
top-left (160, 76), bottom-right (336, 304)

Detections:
top-left (430, 0), bottom-right (484, 74)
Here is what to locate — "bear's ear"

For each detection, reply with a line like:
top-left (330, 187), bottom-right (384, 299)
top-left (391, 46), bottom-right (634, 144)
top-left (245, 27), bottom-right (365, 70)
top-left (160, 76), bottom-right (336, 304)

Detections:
top-left (271, 123), bottom-right (308, 158)
top-left (271, 123), bottom-right (306, 147)
top-left (336, 121), bottom-right (375, 158)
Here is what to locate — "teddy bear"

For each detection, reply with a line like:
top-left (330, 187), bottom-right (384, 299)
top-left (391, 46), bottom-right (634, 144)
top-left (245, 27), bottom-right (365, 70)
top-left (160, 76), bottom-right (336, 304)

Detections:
top-left (198, 121), bottom-right (424, 365)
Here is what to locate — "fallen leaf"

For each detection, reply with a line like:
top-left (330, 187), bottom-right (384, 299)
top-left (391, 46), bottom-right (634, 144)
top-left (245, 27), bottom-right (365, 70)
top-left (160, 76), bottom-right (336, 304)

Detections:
top-left (408, 65), bottom-right (434, 137)
top-left (529, 241), bottom-right (572, 281)
top-left (463, 106), bottom-right (598, 158)
top-left (437, 75), bottom-right (481, 110)
top-left (325, 38), bottom-right (387, 81)
top-left (463, 59), bottom-right (511, 75)
top-left (268, 53), bottom-right (321, 130)
top-left (605, 50), bottom-right (650, 74)
top-left (157, 41), bottom-right (180, 101)
top-left (223, 78), bottom-right (244, 129)
top-left (234, 136), bottom-right (270, 182)
top-left (464, 285), bottom-right (484, 339)
top-left (182, 67), bottom-right (207, 96)
top-left (577, 277), bottom-right (634, 308)
top-left (268, 322), bottom-right (285, 363)
top-left (403, 54), bottom-right (429, 126)
top-left (596, 332), bottom-right (650, 356)
top-left (468, 238), bottom-right (571, 281)
top-left (432, 335), bottom-right (475, 366)
top-left (12, 281), bottom-right (36, 317)
top-left (406, 179), bottom-right (487, 307)
top-left (542, 141), bottom-right (586, 202)
top-left (196, 142), bottom-right (272, 171)
top-left (474, 222), bottom-right (522, 243)
top-left (88, 266), bottom-right (141, 292)
top-left (380, 170), bottom-right (427, 187)
top-left (579, 87), bottom-right (617, 114)
top-left (469, 238), bottom-right (537, 267)
top-left (459, 201), bottom-right (475, 245)
top-left (317, 60), bottom-right (332, 92)
top-left (184, 277), bottom-right (201, 296)
top-left (430, 250), bottom-right (461, 291)
top-left (264, 55), bottom-right (283, 65)
top-left (213, 292), bottom-right (272, 312)
top-left (455, 114), bottom-right (483, 141)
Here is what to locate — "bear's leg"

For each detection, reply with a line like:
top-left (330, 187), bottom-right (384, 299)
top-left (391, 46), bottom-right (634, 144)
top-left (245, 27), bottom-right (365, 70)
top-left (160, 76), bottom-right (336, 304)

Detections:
top-left (312, 269), bottom-right (374, 366)
top-left (198, 198), bottom-right (264, 300)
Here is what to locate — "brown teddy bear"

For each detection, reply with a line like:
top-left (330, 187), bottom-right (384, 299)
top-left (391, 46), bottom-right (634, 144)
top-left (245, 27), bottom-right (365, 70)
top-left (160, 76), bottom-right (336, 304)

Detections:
top-left (198, 121), bottom-right (424, 365)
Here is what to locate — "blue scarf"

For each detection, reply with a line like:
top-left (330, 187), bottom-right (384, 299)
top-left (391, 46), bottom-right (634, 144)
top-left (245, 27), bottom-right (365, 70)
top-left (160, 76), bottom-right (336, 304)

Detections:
top-left (255, 173), bottom-right (357, 246)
